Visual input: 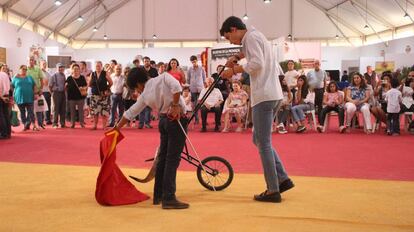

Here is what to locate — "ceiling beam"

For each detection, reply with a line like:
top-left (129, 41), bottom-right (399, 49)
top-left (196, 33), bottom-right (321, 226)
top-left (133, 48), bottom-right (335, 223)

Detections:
top-left (350, 0), bottom-right (395, 29)
top-left (3, 0), bottom-right (20, 9)
top-left (326, 15), bottom-right (353, 46)
top-left (33, 0), bottom-right (71, 22)
top-left (306, 0), bottom-right (364, 36)
top-left (79, 16), bottom-right (109, 49)
top-left (393, 0), bottom-right (414, 23)
top-left (17, 0), bottom-right (44, 32)
top-left (54, 1), bottom-right (102, 32)
top-left (70, 0), bottom-right (131, 40)
top-left (44, 0), bottom-right (78, 42)
top-left (350, 1), bottom-right (387, 46)
top-left (327, 0), bottom-right (349, 11)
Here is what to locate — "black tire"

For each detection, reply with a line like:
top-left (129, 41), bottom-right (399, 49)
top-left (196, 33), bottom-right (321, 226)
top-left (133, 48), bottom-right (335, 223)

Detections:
top-left (196, 156), bottom-right (234, 191)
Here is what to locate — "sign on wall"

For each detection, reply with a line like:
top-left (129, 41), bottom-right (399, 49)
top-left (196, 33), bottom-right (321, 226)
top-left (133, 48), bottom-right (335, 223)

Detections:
top-left (0, 47), bottom-right (6, 64)
top-left (211, 47), bottom-right (242, 60)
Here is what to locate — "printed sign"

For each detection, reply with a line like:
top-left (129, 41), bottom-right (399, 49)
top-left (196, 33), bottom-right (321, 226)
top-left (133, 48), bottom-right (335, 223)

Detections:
top-left (211, 47), bottom-right (242, 60)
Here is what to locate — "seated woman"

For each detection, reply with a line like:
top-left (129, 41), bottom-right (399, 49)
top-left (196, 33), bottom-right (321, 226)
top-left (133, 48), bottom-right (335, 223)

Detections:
top-left (371, 72), bottom-right (391, 128)
top-left (316, 81), bottom-right (346, 133)
top-left (222, 81), bottom-right (248, 132)
top-left (291, 75), bottom-right (315, 133)
top-left (344, 73), bottom-right (372, 133)
top-left (275, 75), bottom-right (292, 134)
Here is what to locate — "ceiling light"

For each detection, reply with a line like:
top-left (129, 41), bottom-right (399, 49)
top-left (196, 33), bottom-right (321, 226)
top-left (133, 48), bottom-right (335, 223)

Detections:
top-left (263, 0), bottom-right (271, 3)
top-left (404, 12), bottom-right (410, 18)
top-left (103, 35), bottom-right (108, 40)
top-left (287, 34), bottom-right (292, 40)
top-left (92, 26), bottom-right (98, 32)
top-left (220, 35), bottom-right (225, 39)
top-left (364, 24), bottom-right (369, 29)
top-left (152, 34), bottom-right (158, 39)
top-left (335, 34), bottom-right (339, 39)
top-left (54, 0), bottom-right (62, 6)
top-left (243, 14), bottom-right (249, 20)
top-left (77, 15), bottom-right (83, 22)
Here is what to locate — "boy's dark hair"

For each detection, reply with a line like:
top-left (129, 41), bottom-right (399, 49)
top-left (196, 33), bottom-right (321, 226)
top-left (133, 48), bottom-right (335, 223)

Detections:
top-left (110, 59), bottom-right (117, 65)
top-left (150, 60), bottom-right (156, 65)
top-left (126, 67), bottom-right (149, 89)
top-left (80, 61), bottom-right (87, 66)
top-left (220, 16), bottom-right (246, 36)
top-left (143, 56), bottom-right (150, 61)
top-left (390, 77), bottom-right (400, 88)
top-left (190, 55), bottom-right (197, 61)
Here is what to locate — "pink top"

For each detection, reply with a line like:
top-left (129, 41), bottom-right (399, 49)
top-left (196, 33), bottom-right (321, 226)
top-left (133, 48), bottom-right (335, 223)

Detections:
top-left (168, 70), bottom-right (184, 85)
top-left (325, 92), bottom-right (340, 105)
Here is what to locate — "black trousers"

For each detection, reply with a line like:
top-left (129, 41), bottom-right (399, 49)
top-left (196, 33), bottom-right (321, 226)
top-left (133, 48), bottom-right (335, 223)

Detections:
top-left (314, 88), bottom-right (325, 116)
top-left (0, 99), bottom-right (11, 137)
top-left (387, 113), bottom-right (400, 134)
top-left (318, 105), bottom-right (345, 126)
top-left (200, 105), bottom-right (221, 128)
top-left (154, 116), bottom-right (188, 201)
top-left (43, 92), bottom-right (52, 123)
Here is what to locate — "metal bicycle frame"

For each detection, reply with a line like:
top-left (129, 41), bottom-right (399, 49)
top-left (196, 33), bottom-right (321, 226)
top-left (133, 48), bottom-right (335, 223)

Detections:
top-left (179, 68), bottom-right (226, 175)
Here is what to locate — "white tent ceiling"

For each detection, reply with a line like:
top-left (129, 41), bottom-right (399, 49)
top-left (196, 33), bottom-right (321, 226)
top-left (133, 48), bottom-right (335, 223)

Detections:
top-left (1, 0), bottom-right (413, 46)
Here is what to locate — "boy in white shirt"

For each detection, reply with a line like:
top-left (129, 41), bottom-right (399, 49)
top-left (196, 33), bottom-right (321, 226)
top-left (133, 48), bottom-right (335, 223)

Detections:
top-left (114, 67), bottom-right (189, 209)
top-left (385, 78), bottom-right (402, 135)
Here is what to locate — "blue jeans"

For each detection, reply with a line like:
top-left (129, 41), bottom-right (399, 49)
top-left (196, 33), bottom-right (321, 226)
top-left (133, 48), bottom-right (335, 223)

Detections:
top-left (139, 106), bottom-right (151, 126)
top-left (291, 103), bottom-right (313, 122)
top-left (109, 94), bottom-right (124, 126)
top-left (18, 103), bottom-right (35, 128)
top-left (252, 100), bottom-right (288, 192)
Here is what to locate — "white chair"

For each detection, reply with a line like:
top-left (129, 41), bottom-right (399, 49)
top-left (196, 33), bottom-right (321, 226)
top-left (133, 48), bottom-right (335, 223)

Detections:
top-left (322, 111), bottom-right (338, 133)
top-left (304, 109), bottom-right (317, 131)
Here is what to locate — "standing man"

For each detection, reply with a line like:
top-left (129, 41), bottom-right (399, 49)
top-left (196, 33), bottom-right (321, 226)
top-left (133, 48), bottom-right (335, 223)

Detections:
top-left (306, 60), bottom-right (327, 116)
top-left (219, 16), bottom-right (294, 203)
top-left (364, 65), bottom-right (378, 89)
top-left (114, 68), bottom-right (189, 209)
top-left (108, 64), bottom-right (125, 127)
top-left (0, 68), bottom-right (11, 139)
top-left (187, 55), bottom-right (206, 124)
top-left (49, 63), bottom-right (67, 128)
top-left (138, 56), bottom-right (159, 129)
top-left (27, 56), bottom-right (44, 127)
top-left (40, 60), bottom-right (52, 125)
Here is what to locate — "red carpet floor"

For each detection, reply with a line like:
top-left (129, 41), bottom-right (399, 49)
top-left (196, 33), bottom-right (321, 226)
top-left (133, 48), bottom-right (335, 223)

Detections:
top-left (1, 120), bottom-right (413, 181)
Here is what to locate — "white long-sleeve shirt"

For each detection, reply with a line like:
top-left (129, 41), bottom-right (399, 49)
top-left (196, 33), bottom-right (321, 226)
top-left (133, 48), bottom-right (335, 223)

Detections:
top-left (241, 27), bottom-right (283, 107)
top-left (123, 72), bottom-right (186, 120)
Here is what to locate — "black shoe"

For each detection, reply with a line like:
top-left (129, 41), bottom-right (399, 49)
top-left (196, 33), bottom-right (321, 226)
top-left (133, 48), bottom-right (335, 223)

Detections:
top-left (279, 179), bottom-right (294, 193)
top-left (46, 121), bottom-right (53, 125)
top-left (296, 126), bottom-right (306, 133)
top-left (153, 198), bottom-right (162, 205)
top-left (162, 199), bottom-right (189, 209)
top-left (138, 125), bottom-right (144, 129)
top-left (253, 191), bottom-right (281, 203)
top-left (214, 126), bottom-right (220, 132)
top-left (201, 127), bottom-right (207, 132)
top-left (40, 124), bottom-right (46, 129)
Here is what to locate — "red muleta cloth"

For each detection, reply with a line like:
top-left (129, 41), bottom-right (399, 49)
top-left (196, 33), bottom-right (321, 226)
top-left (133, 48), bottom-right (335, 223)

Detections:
top-left (95, 130), bottom-right (149, 205)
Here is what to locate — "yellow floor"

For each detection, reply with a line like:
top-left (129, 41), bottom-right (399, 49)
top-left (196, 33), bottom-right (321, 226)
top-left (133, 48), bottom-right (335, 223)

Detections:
top-left (0, 162), bottom-right (413, 232)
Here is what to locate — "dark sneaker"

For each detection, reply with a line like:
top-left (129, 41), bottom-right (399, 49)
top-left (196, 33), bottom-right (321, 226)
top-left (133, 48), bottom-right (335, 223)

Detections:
top-left (145, 124), bottom-right (153, 129)
top-left (138, 125), bottom-right (144, 129)
top-left (201, 127), bottom-right (207, 132)
top-left (162, 199), bottom-right (189, 209)
top-left (296, 126), bottom-right (306, 133)
top-left (279, 179), bottom-right (294, 193)
top-left (253, 191), bottom-right (281, 203)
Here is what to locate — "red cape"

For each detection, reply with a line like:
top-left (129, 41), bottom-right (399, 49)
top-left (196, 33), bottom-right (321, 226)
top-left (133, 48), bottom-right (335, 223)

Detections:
top-left (95, 130), bottom-right (149, 206)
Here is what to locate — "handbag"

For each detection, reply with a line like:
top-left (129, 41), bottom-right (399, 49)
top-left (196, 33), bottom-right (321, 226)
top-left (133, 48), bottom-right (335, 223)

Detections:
top-left (38, 98), bottom-right (44, 106)
top-left (11, 110), bottom-right (20, 127)
top-left (72, 76), bottom-right (87, 97)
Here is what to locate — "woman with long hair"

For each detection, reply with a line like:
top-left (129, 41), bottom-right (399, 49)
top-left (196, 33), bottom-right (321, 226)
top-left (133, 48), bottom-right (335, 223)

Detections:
top-left (290, 75), bottom-right (315, 133)
top-left (167, 58), bottom-right (186, 85)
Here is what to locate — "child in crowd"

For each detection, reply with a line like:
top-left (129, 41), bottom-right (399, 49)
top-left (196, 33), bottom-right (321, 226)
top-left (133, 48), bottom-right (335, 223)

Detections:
top-left (316, 81), bottom-right (346, 133)
top-left (182, 86), bottom-right (192, 114)
top-left (385, 78), bottom-right (402, 136)
top-left (275, 75), bottom-right (291, 134)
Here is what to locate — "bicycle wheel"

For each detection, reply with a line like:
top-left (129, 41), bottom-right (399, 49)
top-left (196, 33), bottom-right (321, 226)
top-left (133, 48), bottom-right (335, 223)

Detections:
top-left (196, 156), bottom-right (234, 191)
